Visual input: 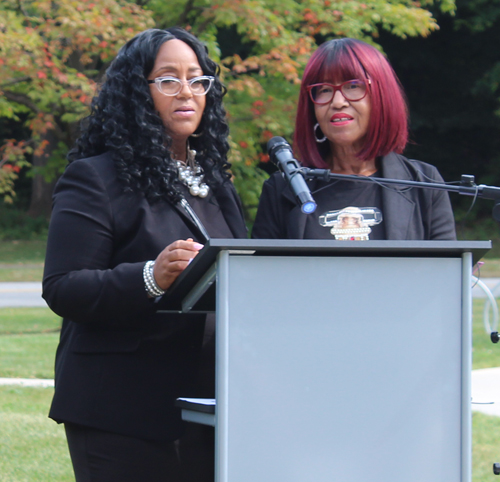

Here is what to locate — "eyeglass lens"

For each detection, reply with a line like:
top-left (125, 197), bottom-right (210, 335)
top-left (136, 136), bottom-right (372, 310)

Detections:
top-left (310, 80), bottom-right (367, 104)
top-left (159, 77), bottom-right (211, 96)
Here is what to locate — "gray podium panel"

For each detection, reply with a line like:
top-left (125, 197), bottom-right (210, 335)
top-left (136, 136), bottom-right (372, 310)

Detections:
top-left (216, 254), bottom-right (466, 482)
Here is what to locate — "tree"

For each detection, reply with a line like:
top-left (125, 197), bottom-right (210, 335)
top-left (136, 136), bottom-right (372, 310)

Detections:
top-left (377, 0), bottom-right (500, 229)
top-left (145, 0), bottom-right (456, 223)
top-left (0, 0), bottom-right (154, 216)
top-left (1, 0), bottom-right (456, 222)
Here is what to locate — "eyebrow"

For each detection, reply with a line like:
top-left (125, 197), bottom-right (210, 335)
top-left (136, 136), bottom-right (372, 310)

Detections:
top-left (152, 64), bottom-right (203, 77)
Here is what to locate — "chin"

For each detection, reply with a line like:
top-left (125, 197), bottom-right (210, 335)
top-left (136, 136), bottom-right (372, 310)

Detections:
top-left (168, 126), bottom-right (199, 141)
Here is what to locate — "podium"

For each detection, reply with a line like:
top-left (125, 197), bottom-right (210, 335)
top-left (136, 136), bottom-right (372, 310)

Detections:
top-left (158, 240), bottom-right (490, 482)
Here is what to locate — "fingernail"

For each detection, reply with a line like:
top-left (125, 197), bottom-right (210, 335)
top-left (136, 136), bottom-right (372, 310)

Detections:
top-left (188, 258), bottom-right (193, 265)
top-left (193, 243), bottom-right (204, 250)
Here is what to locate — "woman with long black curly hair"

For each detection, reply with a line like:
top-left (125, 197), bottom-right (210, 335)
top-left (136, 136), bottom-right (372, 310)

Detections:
top-left (42, 27), bottom-right (247, 482)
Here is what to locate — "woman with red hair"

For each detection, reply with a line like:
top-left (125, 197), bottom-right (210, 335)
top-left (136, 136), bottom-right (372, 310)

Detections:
top-left (252, 38), bottom-right (456, 240)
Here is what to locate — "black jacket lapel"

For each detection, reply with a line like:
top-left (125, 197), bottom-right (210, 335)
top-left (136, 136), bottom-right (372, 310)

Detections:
top-left (380, 153), bottom-right (416, 240)
top-left (171, 181), bottom-right (248, 241)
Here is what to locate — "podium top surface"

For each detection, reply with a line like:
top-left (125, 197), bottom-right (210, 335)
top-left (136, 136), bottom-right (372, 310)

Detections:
top-left (157, 239), bottom-right (491, 312)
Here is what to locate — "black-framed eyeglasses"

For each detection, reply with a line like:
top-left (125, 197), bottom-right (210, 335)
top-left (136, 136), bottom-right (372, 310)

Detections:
top-left (307, 79), bottom-right (371, 104)
top-left (147, 76), bottom-right (215, 96)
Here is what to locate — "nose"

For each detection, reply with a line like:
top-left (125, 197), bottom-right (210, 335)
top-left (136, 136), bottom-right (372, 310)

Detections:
top-left (331, 89), bottom-right (349, 108)
top-left (177, 80), bottom-right (193, 99)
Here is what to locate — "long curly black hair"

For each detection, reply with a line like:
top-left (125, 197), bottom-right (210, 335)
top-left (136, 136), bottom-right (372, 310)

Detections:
top-left (69, 27), bottom-right (230, 203)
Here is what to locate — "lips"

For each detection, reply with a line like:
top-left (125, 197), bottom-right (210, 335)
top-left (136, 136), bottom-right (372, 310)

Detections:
top-left (330, 113), bottom-right (353, 123)
top-left (175, 106), bottom-right (195, 113)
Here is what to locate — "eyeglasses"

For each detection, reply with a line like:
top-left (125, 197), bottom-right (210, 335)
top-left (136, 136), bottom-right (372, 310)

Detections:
top-left (307, 79), bottom-right (370, 104)
top-left (148, 76), bottom-right (215, 96)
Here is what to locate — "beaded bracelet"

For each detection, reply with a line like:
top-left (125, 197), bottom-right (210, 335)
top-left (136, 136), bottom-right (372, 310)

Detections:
top-left (143, 260), bottom-right (165, 297)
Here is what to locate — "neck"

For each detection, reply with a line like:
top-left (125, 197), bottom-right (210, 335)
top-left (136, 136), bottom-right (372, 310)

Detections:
top-left (171, 139), bottom-right (187, 162)
top-left (328, 146), bottom-right (377, 176)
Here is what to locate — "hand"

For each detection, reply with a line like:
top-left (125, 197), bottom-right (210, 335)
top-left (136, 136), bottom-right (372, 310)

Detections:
top-left (153, 238), bottom-right (204, 291)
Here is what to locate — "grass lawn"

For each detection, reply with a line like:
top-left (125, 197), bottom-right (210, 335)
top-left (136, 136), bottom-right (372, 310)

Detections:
top-left (0, 386), bottom-right (73, 482)
top-left (0, 240), bottom-right (46, 282)
top-left (0, 308), bottom-right (61, 379)
top-left (472, 412), bottom-right (500, 480)
top-left (473, 299), bottom-right (500, 369)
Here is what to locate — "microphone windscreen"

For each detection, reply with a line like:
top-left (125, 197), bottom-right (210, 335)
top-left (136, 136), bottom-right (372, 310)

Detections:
top-left (267, 136), bottom-right (288, 156)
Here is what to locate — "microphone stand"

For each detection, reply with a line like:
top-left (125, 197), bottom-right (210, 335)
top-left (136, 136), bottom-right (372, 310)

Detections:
top-left (300, 168), bottom-right (500, 343)
top-left (301, 168), bottom-right (500, 223)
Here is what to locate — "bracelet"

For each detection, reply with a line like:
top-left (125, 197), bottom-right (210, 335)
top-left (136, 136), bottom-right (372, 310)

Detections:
top-left (143, 260), bottom-right (165, 297)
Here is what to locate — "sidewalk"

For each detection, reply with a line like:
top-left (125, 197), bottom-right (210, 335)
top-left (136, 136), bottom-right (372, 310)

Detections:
top-left (472, 367), bottom-right (500, 417)
top-left (0, 282), bottom-right (46, 307)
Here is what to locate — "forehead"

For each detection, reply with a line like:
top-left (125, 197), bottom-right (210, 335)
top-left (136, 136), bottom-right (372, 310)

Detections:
top-left (151, 39), bottom-right (203, 75)
top-left (317, 50), bottom-right (365, 83)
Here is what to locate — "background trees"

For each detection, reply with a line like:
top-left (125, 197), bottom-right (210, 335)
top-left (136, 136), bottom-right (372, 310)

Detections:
top-left (3, 0), bottom-right (499, 230)
top-left (378, 0), bottom-right (500, 229)
top-left (0, 0), bottom-right (154, 217)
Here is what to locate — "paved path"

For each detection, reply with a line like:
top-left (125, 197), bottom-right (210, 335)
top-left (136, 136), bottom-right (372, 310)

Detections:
top-left (472, 367), bottom-right (500, 417)
top-left (472, 277), bottom-right (500, 298)
top-left (0, 377), bottom-right (54, 387)
top-left (0, 282), bottom-right (46, 307)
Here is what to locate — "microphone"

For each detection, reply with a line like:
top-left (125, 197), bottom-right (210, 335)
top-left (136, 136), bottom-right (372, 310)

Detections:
top-left (267, 137), bottom-right (317, 214)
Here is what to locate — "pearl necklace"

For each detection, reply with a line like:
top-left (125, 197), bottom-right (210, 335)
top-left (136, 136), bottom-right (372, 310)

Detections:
top-left (175, 146), bottom-right (209, 198)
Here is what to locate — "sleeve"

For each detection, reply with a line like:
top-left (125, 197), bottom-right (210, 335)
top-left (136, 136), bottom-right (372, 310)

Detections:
top-left (425, 166), bottom-right (457, 240)
top-left (42, 160), bottom-right (156, 325)
top-left (251, 175), bottom-right (288, 239)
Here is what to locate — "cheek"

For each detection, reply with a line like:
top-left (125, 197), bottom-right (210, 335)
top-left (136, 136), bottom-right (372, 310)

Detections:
top-left (198, 97), bottom-right (206, 117)
top-left (149, 88), bottom-right (170, 115)
top-left (314, 105), bottom-right (328, 124)
top-left (149, 87), bottom-right (159, 111)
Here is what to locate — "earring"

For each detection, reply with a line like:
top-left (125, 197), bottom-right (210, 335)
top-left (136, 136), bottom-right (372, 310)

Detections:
top-left (190, 130), bottom-right (203, 138)
top-left (314, 123), bottom-right (327, 143)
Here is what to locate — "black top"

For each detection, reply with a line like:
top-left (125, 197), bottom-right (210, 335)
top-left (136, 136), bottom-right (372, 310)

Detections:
top-left (178, 184), bottom-right (233, 239)
top-left (305, 173), bottom-right (385, 240)
top-left (252, 153), bottom-right (456, 241)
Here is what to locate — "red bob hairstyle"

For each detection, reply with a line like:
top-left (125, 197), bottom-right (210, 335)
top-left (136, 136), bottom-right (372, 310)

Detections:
top-left (294, 38), bottom-right (408, 168)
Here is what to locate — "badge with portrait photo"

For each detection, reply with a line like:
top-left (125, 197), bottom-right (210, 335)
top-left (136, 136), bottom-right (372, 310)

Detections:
top-left (319, 206), bottom-right (383, 240)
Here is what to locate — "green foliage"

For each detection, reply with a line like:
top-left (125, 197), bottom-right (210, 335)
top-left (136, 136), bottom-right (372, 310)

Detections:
top-left (0, 239), bottom-right (47, 262)
top-left (0, 206), bottom-right (48, 240)
top-left (1, 0), bottom-right (458, 222)
top-left (454, 0), bottom-right (500, 31)
top-left (375, 0), bottom-right (500, 229)
top-left (142, 0), bottom-right (456, 222)
top-left (0, 0), bottom-right (155, 201)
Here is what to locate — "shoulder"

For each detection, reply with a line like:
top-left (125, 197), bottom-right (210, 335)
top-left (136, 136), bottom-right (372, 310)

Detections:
top-left (53, 152), bottom-right (131, 215)
top-left (260, 171), bottom-right (290, 200)
top-left (381, 152), bottom-right (444, 182)
top-left (56, 152), bottom-right (121, 194)
top-left (63, 152), bottom-right (116, 181)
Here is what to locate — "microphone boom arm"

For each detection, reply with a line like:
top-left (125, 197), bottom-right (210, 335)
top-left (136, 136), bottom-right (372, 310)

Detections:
top-left (301, 168), bottom-right (500, 223)
top-left (301, 168), bottom-right (500, 201)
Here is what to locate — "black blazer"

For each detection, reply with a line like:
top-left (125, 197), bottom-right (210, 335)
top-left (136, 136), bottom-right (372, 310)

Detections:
top-left (252, 153), bottom-right (456, 240)
top-left (43, 152), bottom-right (247, 442)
